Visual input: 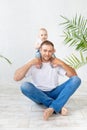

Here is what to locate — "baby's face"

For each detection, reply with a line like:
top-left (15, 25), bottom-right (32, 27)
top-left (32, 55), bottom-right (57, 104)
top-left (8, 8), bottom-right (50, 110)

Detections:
top-left (39, 30), bottom-right (48, 42)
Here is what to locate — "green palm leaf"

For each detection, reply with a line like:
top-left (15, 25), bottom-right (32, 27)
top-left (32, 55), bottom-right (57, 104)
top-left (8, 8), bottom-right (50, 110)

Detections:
top-left (60, 15), bottom-right (87, 69)
top-left (0, 55), bottom-right (12, 64)
top-left (64, 52), bottom-right (87, 69)
top-left (60, 15), bottom-right (87, 52)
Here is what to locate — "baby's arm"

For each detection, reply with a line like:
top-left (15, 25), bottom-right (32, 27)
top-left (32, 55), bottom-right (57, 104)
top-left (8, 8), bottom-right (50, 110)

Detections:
top-left (35, 39), bottom-right (42, 50)
top-left (34, 39), bottom-right (42, 68)
top-left (35, 39), bottom-right (41, 58)
top-left (35, 43), bottom-right (41, 50)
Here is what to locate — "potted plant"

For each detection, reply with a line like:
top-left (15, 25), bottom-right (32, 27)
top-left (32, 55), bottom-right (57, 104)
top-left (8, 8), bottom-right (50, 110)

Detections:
top-left (60, 15), bottom-right (87, 69)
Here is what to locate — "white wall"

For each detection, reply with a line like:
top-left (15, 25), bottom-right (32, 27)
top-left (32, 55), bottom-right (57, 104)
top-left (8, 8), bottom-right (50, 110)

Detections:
top-left (0, 0), bottom-right (87, 84)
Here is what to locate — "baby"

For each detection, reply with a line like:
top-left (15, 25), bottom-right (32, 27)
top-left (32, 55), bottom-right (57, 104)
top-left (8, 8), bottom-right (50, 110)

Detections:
top-left (35, 28), bottom-right (56, 68)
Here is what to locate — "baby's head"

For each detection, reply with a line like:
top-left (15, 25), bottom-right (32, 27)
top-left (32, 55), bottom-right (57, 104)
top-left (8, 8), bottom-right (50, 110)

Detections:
top-left (38, 28), bottom-right (48, 42)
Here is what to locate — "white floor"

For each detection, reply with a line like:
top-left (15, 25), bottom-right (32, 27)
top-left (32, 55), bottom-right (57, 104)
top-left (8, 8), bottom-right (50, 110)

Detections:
top-left (0, 81), bottom-right (87, 130)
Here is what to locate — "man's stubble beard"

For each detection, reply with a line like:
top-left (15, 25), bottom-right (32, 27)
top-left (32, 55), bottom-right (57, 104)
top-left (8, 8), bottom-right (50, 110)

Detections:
top-left (41, 56), bottom-right (52, 62)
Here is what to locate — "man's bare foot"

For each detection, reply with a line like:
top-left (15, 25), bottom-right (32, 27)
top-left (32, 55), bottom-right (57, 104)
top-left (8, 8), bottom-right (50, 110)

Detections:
top-left (60, 107), bottom-right (68, 116)
top-left (43, 108), bottom-right (54, 120)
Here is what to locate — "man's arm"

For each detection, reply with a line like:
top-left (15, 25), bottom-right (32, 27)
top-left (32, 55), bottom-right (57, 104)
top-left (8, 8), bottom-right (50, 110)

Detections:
top-left (52, 58), bottom-right (77, 77)
top-left (14, 58), bottom-right (40, 81)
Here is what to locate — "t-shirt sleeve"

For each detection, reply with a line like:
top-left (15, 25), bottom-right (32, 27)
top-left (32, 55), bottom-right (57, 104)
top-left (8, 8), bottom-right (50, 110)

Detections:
top-left (25, 67), bottom-right (32, 78)
top-left (57, 66), bottom-right (66, 76)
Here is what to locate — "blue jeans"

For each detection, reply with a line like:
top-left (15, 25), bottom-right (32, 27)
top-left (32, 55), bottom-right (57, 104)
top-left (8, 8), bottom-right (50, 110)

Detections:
top-left (20, 76), bottom-right (81, 113)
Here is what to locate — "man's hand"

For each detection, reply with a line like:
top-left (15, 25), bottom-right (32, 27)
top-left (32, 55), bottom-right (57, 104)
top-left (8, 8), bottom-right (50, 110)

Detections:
top-left (51, 58), bottom-right (77, 77)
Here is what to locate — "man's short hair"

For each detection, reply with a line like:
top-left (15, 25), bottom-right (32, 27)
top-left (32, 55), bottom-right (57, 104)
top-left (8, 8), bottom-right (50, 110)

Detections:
top-left (40, 40), bottom-right (54, 48)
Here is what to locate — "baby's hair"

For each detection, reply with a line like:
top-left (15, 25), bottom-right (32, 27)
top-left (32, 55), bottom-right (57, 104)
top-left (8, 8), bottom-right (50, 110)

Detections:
top-left (39, 28), bottom-right (47, 32)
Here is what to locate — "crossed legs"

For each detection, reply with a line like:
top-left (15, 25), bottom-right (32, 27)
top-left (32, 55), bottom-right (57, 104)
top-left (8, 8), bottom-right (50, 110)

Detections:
top-left (21, 76), bottom-right (81, 120)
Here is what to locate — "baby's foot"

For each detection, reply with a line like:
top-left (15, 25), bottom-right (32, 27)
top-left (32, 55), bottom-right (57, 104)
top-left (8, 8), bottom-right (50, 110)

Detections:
top-left (36, 64), bottom-right (42, 69)
top-left (50, 57), bottom-right (58, 68)
top-left (50, 62), bottom-right (58, 68)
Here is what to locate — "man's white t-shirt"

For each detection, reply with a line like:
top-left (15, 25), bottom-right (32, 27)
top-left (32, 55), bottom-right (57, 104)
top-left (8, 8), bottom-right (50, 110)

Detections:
top-left (25, 62), bottom-right (66, 91)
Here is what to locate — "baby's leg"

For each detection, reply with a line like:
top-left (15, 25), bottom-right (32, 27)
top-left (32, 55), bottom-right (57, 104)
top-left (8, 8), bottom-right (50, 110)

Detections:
top-left (35, 50), bottom-right (42, 68)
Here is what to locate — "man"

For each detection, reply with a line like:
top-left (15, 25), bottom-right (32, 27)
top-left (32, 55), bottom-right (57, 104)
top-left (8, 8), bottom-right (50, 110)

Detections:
top-left (14, 40), bottom-right (81, 120)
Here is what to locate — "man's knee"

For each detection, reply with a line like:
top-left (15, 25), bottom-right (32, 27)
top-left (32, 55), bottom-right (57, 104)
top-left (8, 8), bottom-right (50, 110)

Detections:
top-left (71, 76), bottom-right (81, 89)
top-left (72, 76), bottom-right (81, 84)
top-left (20, 82), bottom-right (34, 94)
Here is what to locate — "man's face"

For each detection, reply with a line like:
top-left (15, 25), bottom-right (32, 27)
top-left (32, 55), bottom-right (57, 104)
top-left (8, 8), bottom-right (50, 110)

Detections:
top-left (39, 30), bottom-right (48, 42)
top-left (40, 44), bottom-right (54, 62)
